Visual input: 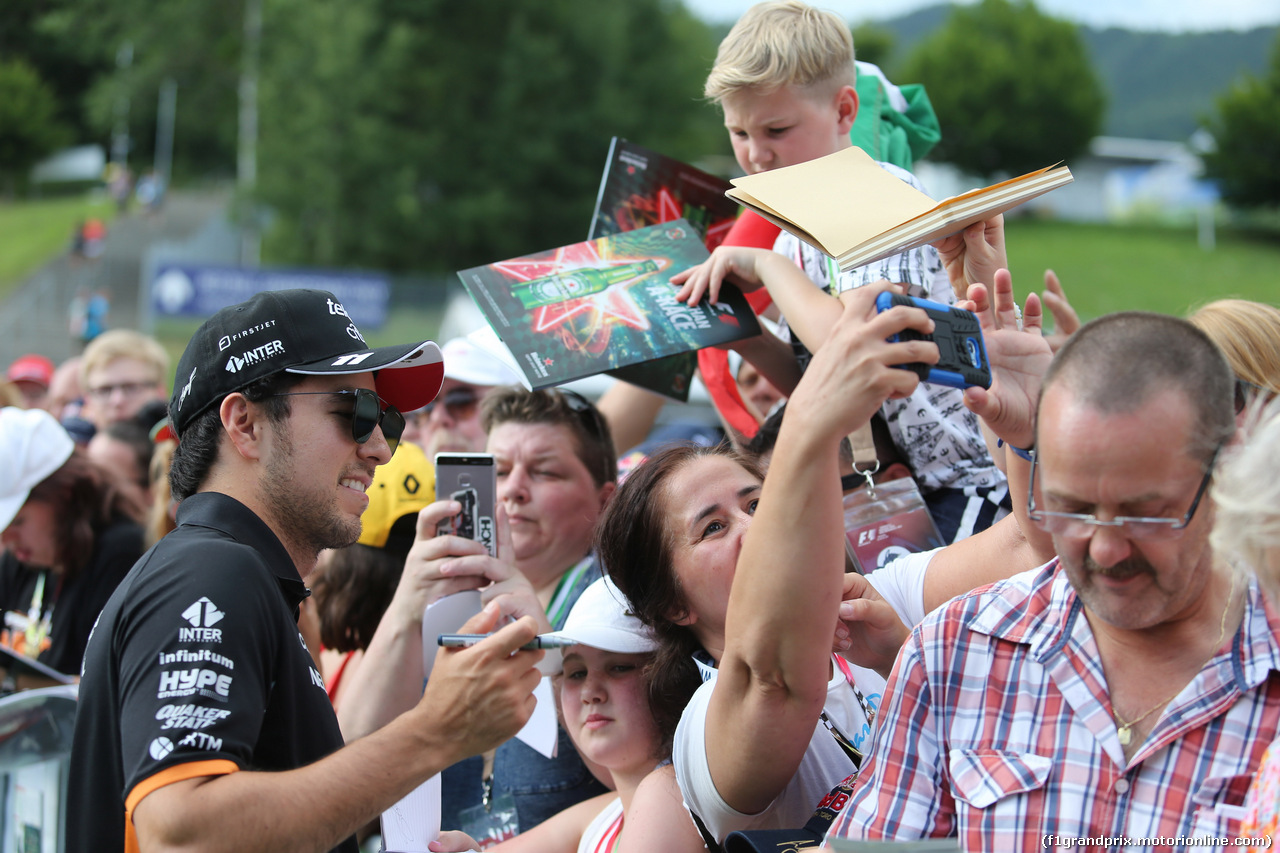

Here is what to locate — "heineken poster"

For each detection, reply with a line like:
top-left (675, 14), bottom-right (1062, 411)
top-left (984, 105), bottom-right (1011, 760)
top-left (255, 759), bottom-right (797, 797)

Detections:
top-left (588, 138), bottom-right (745, 399)
top-left (457, 219), bottom-right (759, 392)
top-left (588, 137), bottom-right (740, 251)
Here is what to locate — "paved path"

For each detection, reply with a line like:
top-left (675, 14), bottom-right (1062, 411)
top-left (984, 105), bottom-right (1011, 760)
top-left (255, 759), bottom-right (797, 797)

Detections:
top-left (0, 190), bottom-right (230, 368)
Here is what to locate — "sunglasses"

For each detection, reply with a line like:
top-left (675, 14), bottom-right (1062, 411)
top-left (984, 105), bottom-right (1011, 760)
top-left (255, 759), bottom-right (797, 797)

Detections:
top-left (269, 389), bottom-right (405, 455)
top-left (560, 388), bottom-right (608, 442)
top-left (419, 386), bottom-right (481, 421)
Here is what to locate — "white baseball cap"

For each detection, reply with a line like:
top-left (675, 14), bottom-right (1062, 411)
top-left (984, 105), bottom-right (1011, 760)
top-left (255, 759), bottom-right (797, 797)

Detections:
top-left (539, 576), bottom-right (658, 654)
top-left (0, 407), bottom-right (75, 530)
top-left (441, 337), bottom-right (523, 388)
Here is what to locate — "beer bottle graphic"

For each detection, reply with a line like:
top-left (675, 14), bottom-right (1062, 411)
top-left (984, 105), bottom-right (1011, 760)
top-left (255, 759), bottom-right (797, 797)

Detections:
top-left (513, 259), bottom-right (658, 309)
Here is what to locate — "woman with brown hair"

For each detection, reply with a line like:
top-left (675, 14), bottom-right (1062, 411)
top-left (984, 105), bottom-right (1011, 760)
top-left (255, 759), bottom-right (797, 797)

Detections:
top-left (0, 407), bottom-right (147, 681)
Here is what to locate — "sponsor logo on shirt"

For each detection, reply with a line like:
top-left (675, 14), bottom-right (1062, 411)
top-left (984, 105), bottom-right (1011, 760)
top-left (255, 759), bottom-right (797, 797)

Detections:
top-left (159, 648), bottom-right (234, 670)
top-left (179, 597), bottom-right (225, 643)
top-left (155, 703), bottom-right (233, 730)
top-left (177, 731), bottom-right (223, 751)
top-left (157, 668), bottom-right (233, 701)
top-left (149, 736), bottom-right (175, 761)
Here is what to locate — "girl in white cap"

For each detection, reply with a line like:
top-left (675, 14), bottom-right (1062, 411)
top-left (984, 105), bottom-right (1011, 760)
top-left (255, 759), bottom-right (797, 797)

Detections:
top-left (430, 575), bottom-right (705, 852)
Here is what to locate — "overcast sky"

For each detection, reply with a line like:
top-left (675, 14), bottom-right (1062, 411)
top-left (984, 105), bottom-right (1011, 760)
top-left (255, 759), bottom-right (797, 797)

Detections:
top-left (684, 0), bottom-right (1280, 32)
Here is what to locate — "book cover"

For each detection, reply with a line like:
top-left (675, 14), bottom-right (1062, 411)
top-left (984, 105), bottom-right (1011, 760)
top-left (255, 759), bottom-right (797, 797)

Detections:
top-left (726, 145), bottom-right (1073, 271)
top-left (588, 138), bottom-right (746, 400)
top-left (458, 220), bottom-right (759, 391)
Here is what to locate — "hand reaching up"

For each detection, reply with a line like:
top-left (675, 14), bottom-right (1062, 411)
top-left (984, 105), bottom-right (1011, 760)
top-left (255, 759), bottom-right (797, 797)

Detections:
top-left (785, 282), bottom-right (938, 443)
top-left (1040, 268), bottom-right (1081, 353)
top-left (932, 214), bottom-right (1008, 301)
top-left (958, 269), bottom-right (1053, 449)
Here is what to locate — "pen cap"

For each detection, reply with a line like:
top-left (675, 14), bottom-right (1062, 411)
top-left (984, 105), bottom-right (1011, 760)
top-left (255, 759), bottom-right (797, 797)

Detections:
top-left (538, 576), bottom-right (658, 654)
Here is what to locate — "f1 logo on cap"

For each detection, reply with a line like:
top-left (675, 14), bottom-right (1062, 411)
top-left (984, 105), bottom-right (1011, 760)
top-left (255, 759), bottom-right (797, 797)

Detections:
top-left (332, 353), bottom-right (373, 366)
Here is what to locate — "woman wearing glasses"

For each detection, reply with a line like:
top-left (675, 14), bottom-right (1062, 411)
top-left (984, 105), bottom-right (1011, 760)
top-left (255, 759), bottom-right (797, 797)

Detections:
top-left (588, 276), bottom-right (1073, 849)
top-left (341, 385), bottom-right (619, 832)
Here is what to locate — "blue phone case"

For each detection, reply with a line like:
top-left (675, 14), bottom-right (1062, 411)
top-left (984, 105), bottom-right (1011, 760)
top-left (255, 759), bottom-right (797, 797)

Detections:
top-left (874, 291), bottom-right (992, 389)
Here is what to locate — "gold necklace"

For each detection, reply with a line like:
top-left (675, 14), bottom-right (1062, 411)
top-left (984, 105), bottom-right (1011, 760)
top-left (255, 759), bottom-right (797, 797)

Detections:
top-left (1112, 571), bottom-right (1238, 747)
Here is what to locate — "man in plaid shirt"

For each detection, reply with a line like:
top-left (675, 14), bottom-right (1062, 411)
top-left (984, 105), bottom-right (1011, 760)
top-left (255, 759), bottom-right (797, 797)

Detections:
top-left (828, 310), bottom-right (1280, 851)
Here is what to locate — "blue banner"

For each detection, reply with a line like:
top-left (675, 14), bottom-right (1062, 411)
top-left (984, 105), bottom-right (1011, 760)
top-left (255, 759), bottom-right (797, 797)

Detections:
top-left (151, 264), bottom-right (390, 329)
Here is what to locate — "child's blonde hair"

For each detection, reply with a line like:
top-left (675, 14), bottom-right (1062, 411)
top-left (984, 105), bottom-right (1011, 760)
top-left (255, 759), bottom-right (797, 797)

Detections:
top-left (704, 0), bottom-right (855, 104)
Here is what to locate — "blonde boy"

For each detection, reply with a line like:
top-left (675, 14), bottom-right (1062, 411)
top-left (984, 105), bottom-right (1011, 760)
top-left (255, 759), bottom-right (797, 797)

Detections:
top-left (679, 0), bottom-right (1008, 543)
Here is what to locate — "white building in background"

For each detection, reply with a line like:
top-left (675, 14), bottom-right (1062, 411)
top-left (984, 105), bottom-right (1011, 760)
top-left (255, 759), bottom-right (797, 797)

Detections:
top-left (30, 144), bottom-right (106, 186)
top-left (915, 134), bottom-right (1219, 224)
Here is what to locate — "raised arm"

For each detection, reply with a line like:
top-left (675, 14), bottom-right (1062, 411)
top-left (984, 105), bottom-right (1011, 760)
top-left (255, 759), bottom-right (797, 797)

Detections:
top-left (595, 380), bottom-right (666, 456)
top-left (705, 283), bottom-right (938, 814)
top-left (671, 245), bottom-right (847, 354)
top-left (957, 269), bottom-right (1056, 561)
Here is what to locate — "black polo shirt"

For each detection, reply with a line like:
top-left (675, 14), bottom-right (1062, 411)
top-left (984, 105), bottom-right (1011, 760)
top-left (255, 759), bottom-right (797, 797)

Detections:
top-left (66, 492), bottom-right (356, 853)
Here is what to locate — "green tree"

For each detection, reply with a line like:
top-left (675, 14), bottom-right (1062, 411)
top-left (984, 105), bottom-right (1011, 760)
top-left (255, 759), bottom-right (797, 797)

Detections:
top-left (0, 0), bottom-right (112, 146)
top-left (902, 0), bottom-right (1104, 179)
top-left (0, 59), bottom-right (69, 194)
top-left (257, 0), bottom-right (723, 273)
top-left (851, 23), bottom-right (895, 70)
top-left (1202, 32), bottom-right (1280, 210)
top-left (71, 0), bottom-right (245, 179)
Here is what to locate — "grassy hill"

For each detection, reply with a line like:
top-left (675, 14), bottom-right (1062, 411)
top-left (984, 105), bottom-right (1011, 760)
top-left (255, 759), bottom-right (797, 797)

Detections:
top-left (869, 5), bottom-right (1276, 142)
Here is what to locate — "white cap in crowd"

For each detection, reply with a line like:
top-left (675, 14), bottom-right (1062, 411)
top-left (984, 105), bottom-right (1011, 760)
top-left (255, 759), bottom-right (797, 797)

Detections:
top-left (441, 337), bottom-right (523, 388)
top-left (0, 407), bottom-right (74, 529)
top-left (540, 576), bottom-right (658, 654)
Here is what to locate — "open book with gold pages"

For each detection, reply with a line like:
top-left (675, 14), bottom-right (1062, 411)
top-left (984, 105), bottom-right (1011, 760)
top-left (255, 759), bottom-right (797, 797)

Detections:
top-left (725, 145), bottom-right (1072, 271)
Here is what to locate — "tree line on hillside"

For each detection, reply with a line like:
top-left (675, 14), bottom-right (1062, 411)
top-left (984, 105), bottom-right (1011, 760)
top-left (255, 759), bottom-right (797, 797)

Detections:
top-left (1, 0), bottom-right (1275, 276)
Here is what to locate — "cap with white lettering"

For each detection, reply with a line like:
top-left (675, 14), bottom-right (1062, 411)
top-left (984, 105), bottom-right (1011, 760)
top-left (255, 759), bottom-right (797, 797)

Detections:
top-left (169, 289), bottom-right (443, 437)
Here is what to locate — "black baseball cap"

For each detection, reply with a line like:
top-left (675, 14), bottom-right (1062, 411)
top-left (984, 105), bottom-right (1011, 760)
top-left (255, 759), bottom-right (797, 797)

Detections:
top-left (169, 289), bottom-right (444, 436)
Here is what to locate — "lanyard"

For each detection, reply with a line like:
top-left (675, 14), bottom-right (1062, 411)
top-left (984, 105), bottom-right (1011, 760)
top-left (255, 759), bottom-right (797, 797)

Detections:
top-left (545, 555), bottom-right (594, 629)
top-left (824, 655), bottom-right (877, 769)
top-left (23, 571), bottom-right (54, 653)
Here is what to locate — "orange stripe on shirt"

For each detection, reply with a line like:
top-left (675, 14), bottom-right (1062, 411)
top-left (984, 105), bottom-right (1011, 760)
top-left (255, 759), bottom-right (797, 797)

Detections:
top-left (124, 760), bottom-right (238, 853)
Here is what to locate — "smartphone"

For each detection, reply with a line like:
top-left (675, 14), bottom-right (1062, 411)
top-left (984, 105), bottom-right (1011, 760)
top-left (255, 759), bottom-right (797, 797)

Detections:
top-left (874, 292), bottom-right (993, 390)
top-left (434, 453), bottom-right (497, 557)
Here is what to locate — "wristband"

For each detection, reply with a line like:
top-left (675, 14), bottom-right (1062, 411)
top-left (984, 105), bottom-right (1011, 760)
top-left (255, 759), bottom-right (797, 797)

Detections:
top-left (997, 438), bottom-right (1035, 462)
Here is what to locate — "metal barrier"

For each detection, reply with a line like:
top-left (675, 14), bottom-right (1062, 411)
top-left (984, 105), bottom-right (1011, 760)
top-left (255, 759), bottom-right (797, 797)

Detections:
top-left (0, 685), bottom-right (77, 853)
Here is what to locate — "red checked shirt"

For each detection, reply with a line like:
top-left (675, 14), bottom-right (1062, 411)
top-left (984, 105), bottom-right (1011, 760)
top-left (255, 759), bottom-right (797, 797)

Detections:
top-left (828, 560), bottom-right (1280, 852)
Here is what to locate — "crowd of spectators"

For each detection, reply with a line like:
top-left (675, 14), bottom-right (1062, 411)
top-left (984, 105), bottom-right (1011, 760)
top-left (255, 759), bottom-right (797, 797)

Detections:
top-left (3, 2), bottom-right (1280, 851)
